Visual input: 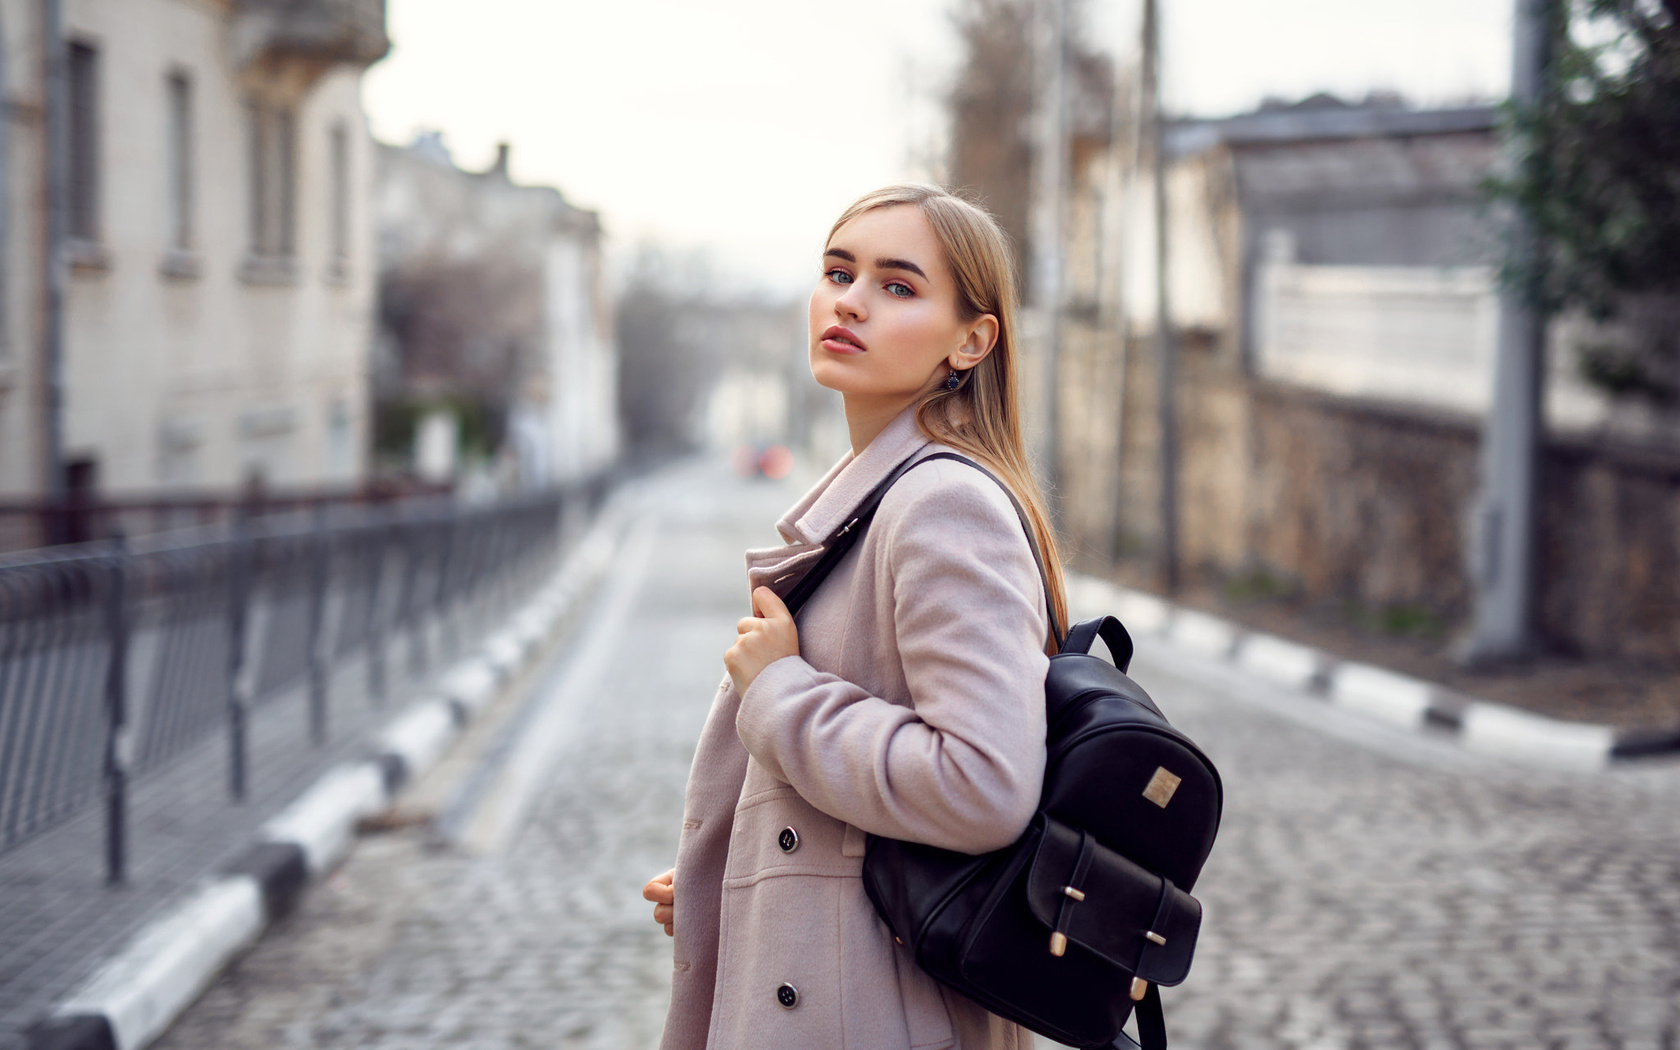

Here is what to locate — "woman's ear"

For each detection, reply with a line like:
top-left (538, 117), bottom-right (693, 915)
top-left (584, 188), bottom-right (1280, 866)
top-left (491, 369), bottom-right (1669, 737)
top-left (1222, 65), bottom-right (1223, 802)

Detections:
top-left (948, 314), bottom-right (999, 372)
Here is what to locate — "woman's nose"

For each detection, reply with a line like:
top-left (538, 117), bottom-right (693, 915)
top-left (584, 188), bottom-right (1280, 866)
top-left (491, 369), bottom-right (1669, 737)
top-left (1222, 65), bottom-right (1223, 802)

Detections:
top-left (834, 285), bottom-right (866, 321)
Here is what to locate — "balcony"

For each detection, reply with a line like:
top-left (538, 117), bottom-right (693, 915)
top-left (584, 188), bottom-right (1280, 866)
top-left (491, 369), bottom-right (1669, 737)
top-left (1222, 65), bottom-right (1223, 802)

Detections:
top-left (230, 0), bottom-right (390, 75)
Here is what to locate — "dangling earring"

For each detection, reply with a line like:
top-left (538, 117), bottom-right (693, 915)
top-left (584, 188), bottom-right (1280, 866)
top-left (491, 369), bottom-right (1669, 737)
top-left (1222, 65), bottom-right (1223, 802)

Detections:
top-left (945, 368), bottom-right (961, 391)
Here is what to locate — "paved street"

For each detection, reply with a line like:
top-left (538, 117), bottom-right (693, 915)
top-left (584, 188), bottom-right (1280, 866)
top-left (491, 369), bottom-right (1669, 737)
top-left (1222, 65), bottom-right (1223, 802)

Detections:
top-left (152, 457), bottom-right (1680, 1050)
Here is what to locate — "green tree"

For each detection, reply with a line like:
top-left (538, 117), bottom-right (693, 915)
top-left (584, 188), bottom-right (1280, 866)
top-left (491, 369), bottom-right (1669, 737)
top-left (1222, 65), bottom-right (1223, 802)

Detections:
top-left (1493, 0), bottom-right (1680, 402)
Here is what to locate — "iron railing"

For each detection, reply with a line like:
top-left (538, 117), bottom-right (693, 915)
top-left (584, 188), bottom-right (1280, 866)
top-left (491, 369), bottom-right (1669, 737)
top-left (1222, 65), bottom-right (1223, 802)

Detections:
top-left (0, 480), bottom-right (452, 553)
top-left (0, 482), bottom-right (597, 882)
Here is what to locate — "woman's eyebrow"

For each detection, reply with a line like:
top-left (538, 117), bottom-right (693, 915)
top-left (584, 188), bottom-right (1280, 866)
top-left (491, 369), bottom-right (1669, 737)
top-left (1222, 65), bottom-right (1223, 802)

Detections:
top-left (877, 257), bottom-right (928, 279)
top-left (823, 248), bottom-right (928, 281)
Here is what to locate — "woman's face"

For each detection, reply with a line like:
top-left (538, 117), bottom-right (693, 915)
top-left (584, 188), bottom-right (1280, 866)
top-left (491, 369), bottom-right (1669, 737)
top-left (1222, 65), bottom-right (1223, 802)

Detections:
top-left (808, 205), bottom-right (995, 402)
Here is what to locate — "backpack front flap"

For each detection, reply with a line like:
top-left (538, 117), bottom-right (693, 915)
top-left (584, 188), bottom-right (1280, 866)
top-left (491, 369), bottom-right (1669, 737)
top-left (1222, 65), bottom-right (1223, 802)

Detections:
top-left (1025, 816), bottom-right (1201, 986)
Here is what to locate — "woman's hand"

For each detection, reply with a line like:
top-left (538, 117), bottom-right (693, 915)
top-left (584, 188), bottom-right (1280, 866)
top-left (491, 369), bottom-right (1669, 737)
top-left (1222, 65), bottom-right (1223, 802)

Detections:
top-left (725, 587), bottom-right (800, 695)
top-left (642, 868), bottom-right (675, 937)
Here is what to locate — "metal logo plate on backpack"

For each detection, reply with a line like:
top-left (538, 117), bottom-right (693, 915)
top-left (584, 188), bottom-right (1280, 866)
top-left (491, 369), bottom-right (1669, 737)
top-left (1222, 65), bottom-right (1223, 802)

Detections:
top-left (1143, 767), bottom-right (1182, 808)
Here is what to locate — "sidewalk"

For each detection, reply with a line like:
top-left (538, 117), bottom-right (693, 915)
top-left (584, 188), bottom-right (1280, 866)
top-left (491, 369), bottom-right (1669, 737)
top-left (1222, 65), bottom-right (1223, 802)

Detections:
top-left (0, 658), bottom-right (398, 1050)
top-left (1129, 574), bottom-right (1680, 732)
top-left (1, 499), bottom-right (606, 1050)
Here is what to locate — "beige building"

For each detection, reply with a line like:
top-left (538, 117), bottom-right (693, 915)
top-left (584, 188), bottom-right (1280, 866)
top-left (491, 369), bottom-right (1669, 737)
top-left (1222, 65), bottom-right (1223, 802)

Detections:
top-left (375, 134), bottom-right (618, 487)
top-left (0, 0), bottom-right (387, 500)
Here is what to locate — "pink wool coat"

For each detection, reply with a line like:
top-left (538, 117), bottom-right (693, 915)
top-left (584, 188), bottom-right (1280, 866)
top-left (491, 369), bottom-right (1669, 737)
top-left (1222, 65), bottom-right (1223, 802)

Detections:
top-left (659, 408), bottom-right (1051, 1050)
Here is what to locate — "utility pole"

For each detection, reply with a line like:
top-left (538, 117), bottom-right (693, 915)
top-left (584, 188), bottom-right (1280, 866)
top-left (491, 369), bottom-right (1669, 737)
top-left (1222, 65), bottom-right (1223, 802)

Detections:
top-left (1460, 0), bottom-right (1555, 664)
top-left (42, 0), bottom-right (68, 507)
top-left (1099, 20), bottom-right (1137, 566)
top-left (1029, 0), bottom-right (1067, 508)
top-left (1142, 0), bottom-right (1179, 593)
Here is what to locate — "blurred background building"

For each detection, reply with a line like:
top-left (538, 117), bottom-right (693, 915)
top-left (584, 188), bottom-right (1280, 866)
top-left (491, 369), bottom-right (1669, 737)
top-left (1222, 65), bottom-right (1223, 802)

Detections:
top-left (949, 0), bottom-right (1680, 669)
top-left (0, 0), bottom-right (627, 551)
top-left (0, 0), bottom-right (388, 505)
top-left (374, 132), bottom-right (618, 491)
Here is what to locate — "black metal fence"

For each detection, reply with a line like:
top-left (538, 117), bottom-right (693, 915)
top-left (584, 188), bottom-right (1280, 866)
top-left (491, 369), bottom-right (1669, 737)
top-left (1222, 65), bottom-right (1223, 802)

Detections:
top-left (0, 481), bottom-right (454, 554)
top-left (0, 485), bottom-right (591, 882)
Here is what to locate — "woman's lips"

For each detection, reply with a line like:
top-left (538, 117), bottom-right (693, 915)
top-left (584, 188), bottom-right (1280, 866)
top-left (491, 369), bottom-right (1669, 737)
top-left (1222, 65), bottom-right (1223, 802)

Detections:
top-left (820, 325), bottom-right (867, 354)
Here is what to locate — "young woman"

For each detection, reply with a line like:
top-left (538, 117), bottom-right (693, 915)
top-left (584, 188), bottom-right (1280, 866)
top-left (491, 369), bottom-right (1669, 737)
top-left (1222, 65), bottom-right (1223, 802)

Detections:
top-left (644, 184), bottom-right (1068, 1050)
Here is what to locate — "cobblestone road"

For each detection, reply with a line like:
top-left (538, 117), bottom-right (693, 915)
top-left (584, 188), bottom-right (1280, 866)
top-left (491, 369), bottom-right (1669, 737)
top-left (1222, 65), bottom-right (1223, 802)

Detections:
top-left (153, 458), bottom-right (1680, 1050)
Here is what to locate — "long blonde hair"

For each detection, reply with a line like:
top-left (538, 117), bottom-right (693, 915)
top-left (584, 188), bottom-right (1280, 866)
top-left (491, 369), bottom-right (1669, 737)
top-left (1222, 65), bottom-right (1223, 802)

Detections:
top-left (826, 184), bottom-right (1068, 648)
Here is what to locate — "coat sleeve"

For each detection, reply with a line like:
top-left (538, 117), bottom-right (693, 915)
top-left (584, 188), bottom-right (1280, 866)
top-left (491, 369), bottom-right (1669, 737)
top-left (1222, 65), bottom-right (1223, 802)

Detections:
top-left (735, 470), bottom-right (1049, 854)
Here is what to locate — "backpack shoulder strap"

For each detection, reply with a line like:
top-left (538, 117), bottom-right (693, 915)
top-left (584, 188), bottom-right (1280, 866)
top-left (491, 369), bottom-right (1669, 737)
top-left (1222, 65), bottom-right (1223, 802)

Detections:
top-left (780, 451), bottom-right (1063, 648)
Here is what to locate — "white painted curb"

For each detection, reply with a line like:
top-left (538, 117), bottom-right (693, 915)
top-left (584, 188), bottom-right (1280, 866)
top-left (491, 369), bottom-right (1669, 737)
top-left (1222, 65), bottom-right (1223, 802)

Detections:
top-left (377, 700), bottom-right (458, 783)
top-left (1329, 663), bottom-right (1435, 728)
top-left (510, 608), bottom-right (551, 648)
top-left (1170, 609), bottom-right (1239, 659)
top-left (1462, 703), bottom-right (1614, 771)
top-left (1066, 575), bottom-right (1120, 621)
top-left (1063, 572), bottom-right (1654, 771)
top-left (1112, 588), bottom-right (1172, 636)
top-left (57, 877), bottom-right (265, 1050)
top-left (1236, 632), bottom-right (1323, 690)
top-left (259, 763), bottom-right (388, 876)
top-left (482, 631), bottom-right (527, 678)
top-left (437, 658), bottom-right (498, 715)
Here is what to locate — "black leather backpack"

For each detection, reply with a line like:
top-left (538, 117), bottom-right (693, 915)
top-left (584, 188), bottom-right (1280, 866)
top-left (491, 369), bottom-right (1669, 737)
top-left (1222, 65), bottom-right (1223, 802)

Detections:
top-left (782, 452), bottom-right (1224, 1050)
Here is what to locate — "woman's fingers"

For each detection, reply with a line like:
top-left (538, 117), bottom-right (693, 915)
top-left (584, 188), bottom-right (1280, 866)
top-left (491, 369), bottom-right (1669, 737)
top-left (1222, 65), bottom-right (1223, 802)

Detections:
top-left (752, 586), bottom-right (791, 622)
top-left (644, 870), bottom-right (675, 931)
top-left (642, 869), bottom-right (674, 904)
top-left (726, 589), bottom-right (801, 696)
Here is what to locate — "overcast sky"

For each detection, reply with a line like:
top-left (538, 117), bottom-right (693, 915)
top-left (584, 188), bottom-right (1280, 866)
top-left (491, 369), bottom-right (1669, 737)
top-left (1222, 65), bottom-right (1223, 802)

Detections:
top-left (363, 0), bottom-right (1517, 296)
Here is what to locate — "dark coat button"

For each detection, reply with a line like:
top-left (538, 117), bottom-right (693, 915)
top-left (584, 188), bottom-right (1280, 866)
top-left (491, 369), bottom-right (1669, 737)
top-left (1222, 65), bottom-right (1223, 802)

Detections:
top-left (778, 827), bottom-right (799, 853)
top-left (776, 982), bottom-right (799, 1009)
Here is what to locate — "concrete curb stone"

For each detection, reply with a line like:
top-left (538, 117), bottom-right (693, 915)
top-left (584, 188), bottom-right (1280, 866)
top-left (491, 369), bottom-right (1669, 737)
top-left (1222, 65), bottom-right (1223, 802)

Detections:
top-left (1168, 609), bottom-right (1239, 660)
top-left (1067, 573), bottom-right (1679, 771)
top-left (1234, 632), bottom-right (1325, 691)
top-left (1330, 663), bottom-right (1436, 728)
top-left (24, 503), bottom-right (628, 1050)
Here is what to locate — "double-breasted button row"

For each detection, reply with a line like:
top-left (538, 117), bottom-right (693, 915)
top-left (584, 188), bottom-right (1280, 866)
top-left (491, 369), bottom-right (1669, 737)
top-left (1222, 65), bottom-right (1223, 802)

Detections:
top-left (771, 828), bottom-right (801, 1011)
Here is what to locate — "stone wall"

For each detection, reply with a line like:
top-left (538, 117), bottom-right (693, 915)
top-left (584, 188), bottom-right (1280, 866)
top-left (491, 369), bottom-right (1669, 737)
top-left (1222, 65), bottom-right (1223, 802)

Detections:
top-left (1541, 437), bottom-right (1680, 663)
top-left (1058, 347), bottom-right (1680, 666)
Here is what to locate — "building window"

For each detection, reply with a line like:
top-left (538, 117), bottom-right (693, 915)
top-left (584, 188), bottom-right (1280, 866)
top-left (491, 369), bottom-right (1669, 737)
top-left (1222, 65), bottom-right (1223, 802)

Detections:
top-left (328, 121), bottom-right (350, 277)
top-left (167, 71), bottom-right (192, 251)
top-left (246, 101), bottom-right (296, 260)
top-left (68, 41), bottom-right (100, 244)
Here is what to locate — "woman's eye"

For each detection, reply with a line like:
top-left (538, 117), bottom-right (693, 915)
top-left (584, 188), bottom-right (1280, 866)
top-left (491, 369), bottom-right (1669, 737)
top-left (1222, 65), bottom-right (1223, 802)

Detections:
top-left (825, 268), bottom-right (853, 285)
top-left (886, 281), bottom-right (913, 298)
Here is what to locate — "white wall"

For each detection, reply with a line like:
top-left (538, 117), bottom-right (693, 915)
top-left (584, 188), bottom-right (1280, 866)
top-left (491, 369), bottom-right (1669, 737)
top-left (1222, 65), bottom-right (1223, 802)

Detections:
top-left (1253, 259), bottom-right (1611, 429)
top-left (544, 235), bottom-right (618, 483)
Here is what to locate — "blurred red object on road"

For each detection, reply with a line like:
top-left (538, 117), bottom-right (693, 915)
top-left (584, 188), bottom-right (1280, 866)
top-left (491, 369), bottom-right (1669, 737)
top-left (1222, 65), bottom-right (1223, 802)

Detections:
top-left (758, 445), bottom-right (793, 480)
top-left (733, 444), bottom-right (794, 480)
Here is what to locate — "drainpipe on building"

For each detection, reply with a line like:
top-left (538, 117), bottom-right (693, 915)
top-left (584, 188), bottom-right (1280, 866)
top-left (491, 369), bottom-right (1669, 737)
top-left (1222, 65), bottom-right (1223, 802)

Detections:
top-left (40, 0), bottom-right (67, 506)
top-left (1099, 18), bottom-right (1134, 567)
top-left (1029, 0), bottom-right (1067, 515)
top-left (1143, 0), bottom-right (1179, 594)
top-left (1459, 0), bottom-right (1556, 665)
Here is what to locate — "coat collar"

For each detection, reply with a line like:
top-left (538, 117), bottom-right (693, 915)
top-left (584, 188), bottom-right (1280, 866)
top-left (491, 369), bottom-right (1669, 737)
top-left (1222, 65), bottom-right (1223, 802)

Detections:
top-left (741, 407), bottom-right (933, 606)
top-left (777, 406), bottom-right (933, 547)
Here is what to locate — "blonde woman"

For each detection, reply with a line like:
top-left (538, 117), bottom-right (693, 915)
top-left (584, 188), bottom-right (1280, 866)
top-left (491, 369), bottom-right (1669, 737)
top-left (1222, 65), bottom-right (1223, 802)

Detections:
top-left (644, 184), bottom-right (1067, 1050)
